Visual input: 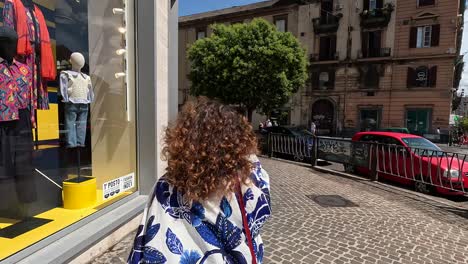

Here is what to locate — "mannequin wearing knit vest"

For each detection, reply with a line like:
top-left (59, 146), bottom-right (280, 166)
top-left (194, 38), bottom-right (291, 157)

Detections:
top-left (60, 53), bottom-right (94, 148)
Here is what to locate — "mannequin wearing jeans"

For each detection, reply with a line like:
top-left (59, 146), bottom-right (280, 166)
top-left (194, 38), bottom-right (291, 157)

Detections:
top-left (60, 53), bottom-right (94, 148)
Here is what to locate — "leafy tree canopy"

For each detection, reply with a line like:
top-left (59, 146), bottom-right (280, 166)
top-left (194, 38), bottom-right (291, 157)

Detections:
top-left (188, 18), bottom-right (308, 121)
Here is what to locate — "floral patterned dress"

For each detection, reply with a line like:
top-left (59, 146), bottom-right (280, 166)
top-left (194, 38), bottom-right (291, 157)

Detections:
top-left (128, 156), bottom-right (271, 264)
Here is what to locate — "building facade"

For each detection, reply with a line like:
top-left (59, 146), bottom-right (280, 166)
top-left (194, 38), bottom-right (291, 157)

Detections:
top-left (0, 0), bottom-right (178, 262)
top-left (179, 0), bottom-right (463, 136)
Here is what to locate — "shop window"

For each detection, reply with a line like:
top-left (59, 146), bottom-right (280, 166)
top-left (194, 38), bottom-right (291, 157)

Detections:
top-left (418, 0), bottom-right (435, 7)
top-left (406, 109), bottom-right (431, 135)
top-left (407, 66), bottom-right (437, 87)
top-left (0, 0), bottom-right (137, 259)
top-left (196, 28), bottom-right (207, 40)
top-left (360, 108), bottom-right (382, 131)
top-left (274, 15), bottom-right (287, 32)
top-left (409, 24), bottom-right (440, 48)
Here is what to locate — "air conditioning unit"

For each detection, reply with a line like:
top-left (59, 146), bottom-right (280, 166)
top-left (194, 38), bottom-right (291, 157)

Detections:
top-left (335, 4), bottom-right (344, 11)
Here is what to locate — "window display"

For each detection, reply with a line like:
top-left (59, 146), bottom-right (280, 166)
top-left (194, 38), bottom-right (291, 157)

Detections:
top-left (0, 0), bottom-right (136, 260)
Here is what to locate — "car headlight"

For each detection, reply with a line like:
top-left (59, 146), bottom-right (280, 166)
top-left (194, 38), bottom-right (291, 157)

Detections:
top-left (443, 169), bottom-right (460, 179)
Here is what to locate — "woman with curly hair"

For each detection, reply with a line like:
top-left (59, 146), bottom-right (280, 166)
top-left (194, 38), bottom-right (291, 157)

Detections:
top-left (128, 97), bottom-right (271, 264)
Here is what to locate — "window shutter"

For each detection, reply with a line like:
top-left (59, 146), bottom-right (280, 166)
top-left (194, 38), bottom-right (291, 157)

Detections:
top-left (376, 0), bottom-right (383, 8)
top-left (409, 27), bottom-right (417, 48)
top-left (407, 67), bottom-right (416, 88)
top-left (428, 66), bottom-right (438, 87)
top-left (361, 32), bottom-right (369, 58)
top-left (312, 71), bottom-right (320, 89)
top-left (328, 70), bottom-right (336, 89)
top-left (431, 24), bottom-right (440, 47)
top-left (330, 35), bottom-right (337, 59)
top-left (363, 0), bottom-right (370, 10)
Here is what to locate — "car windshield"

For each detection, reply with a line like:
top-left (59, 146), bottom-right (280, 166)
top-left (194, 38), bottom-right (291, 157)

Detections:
top-left (401, 137), bottom-right (444, 156)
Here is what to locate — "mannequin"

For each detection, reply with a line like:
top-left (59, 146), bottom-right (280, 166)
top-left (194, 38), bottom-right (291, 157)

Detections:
top-left (0, 26), bottom-right (36, 217)
top-left (60, 52), bottom-right (94, 149)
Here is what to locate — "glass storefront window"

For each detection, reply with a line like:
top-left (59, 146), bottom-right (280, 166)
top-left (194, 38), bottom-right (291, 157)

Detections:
top-left (0, 0), bottom-right (136, 259)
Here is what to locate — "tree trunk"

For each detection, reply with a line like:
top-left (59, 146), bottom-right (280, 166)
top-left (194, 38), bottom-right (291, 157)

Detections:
top-left (247, 108), bottom-right (254, 123)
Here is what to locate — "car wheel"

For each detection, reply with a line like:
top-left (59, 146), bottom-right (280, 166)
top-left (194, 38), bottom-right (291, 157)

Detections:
top-left (414, 176), bottom-right (433, 194)
top-left (344, 163), bottom-right (356, 173)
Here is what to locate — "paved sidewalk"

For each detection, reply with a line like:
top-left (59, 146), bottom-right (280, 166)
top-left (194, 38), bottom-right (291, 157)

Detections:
top-left (91, 158), bottom-right (468, 264)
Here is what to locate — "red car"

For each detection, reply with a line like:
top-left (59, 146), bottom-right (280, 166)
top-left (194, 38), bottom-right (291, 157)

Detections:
top-left (350, 132), bottom-right (468, 196)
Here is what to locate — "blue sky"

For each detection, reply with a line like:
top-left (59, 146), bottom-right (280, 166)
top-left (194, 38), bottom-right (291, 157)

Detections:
top-left (179, 0), bottom-right (266, 16)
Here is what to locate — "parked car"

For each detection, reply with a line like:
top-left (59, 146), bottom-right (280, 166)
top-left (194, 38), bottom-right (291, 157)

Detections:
top-left (374, 127), bottom-right (410, 134)
top-left (349, 131), bottom-right (468, 196)
top-left (258, 126), bottom-right (313, 162)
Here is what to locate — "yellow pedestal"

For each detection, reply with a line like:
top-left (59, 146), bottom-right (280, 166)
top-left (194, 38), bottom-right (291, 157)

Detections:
top-left (62, 177), bottom-right (97, 209)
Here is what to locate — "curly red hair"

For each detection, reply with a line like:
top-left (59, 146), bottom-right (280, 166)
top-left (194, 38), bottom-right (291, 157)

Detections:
top-left (162, 97), bottom-right (258, 201)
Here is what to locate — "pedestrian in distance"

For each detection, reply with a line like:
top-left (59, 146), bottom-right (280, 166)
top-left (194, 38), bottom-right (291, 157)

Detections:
top-left (265, 119), bottom-right (272, 127)
top-left (310, 121), bottom-right (317, 136)
top-left (128, 97), bottom-right (271, 264)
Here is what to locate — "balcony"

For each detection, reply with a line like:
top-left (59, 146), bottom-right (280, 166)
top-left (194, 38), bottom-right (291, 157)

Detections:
top-left (310, 51), bottom-right (339, 62)
top-left (360, 4), bottom-right (394, 29)
top-left (312, 13), bottom-right (342, 34)
top-left (358, 48), bottom-right (392, 59)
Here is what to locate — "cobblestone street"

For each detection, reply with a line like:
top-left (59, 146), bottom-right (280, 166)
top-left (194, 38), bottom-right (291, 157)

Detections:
top-left (92, 158), bottom-right (468, 264)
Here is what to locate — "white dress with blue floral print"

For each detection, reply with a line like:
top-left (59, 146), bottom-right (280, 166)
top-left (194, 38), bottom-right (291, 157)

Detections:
top-left (128, 156), bottom-right (271, 264)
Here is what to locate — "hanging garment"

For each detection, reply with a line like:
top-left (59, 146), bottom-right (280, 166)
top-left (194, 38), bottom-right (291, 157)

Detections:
top-left (3, 0), bottom-right (56, 114)
top-left (0, 58), bottom-right (32, 122)
top-left (0, 109), bottom-right (35, 203)
top-left (127, 156), bottom-right (272, 264)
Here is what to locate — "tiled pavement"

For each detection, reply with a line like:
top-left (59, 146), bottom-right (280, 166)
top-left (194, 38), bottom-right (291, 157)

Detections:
top-left (91, 158), bottom-right (468, 264)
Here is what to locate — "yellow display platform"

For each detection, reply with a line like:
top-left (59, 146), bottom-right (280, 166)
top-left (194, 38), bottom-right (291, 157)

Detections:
top-left (0, 190), bottom-right (132, 260)
top-left (63, 177), bottom-right (97, 209)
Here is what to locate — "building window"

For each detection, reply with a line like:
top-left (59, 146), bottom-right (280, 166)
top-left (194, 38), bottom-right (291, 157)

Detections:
top-left (359, 64), bottom-right (382, 89)
top-left (319, 35), bottom-right (337, 61)
top-left (0, 0), bottom-right (137, 258)
top-left (418, 0), bottom-right (435, 7)
top-left (409, 25), bottom-right (440, 48)
top-left (196, 28), bottom-right (207, 40)
top-left (312, 69), bottom-right (335, 90)
top-left (363, 0), bottom-right (383, 11)
top-left (361, 30), bottom-right (383, 58)
top-left (360, 108), bottom-right (382, 131)
top-left (274, 16), bottom-right (287, 32)
top-left (407, 66), bottom-right (438, 87)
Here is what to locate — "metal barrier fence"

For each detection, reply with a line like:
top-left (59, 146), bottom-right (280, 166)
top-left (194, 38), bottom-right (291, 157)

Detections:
top-left (267, 134), bottom-right (468, 195)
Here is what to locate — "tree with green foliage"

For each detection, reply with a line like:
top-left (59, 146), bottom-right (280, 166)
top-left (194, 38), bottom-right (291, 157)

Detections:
top-left (188, 18), bottom-right (308, 122)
